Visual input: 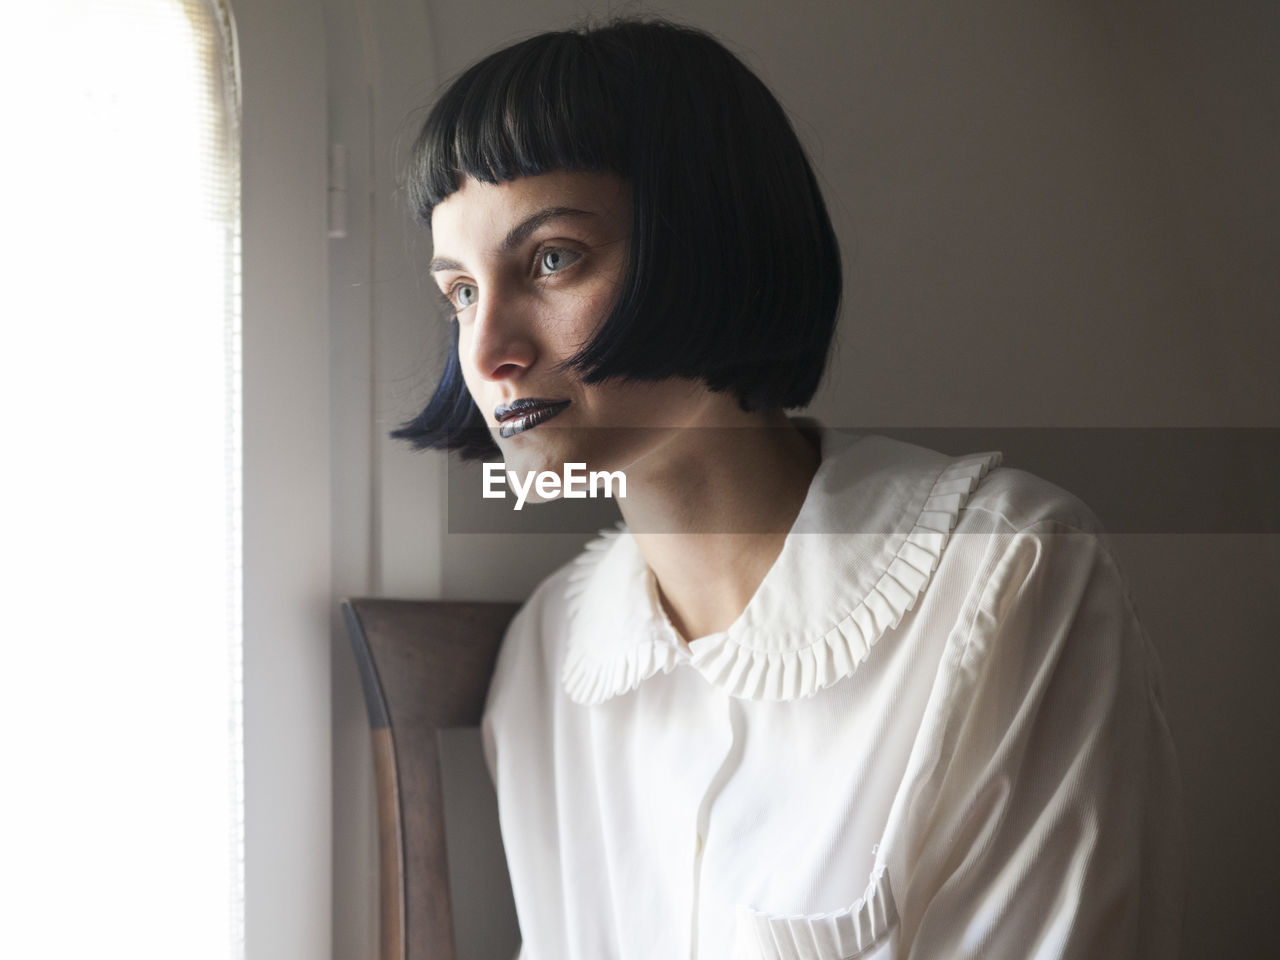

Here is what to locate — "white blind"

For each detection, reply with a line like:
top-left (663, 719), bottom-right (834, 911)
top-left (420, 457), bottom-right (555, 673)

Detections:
top-left (0, 2), bottom-right (243, 958)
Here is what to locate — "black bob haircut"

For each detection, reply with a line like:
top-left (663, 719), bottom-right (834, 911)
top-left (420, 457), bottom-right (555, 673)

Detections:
top-left (393, 18), bottom-right (842, 459)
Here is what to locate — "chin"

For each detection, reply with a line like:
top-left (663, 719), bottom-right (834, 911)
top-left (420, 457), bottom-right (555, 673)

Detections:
top-left (498, 430), bottom-right (574, 477)
top-left (500, 427), bottom-right (620, 479)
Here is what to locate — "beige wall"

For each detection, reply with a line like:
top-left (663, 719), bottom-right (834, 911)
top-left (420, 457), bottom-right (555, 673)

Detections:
top-left (327, 2), bottom-right (1279, 957)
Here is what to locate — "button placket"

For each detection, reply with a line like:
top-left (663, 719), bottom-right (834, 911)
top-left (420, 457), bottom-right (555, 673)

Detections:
top-left (690, 692), bottom-right (744, 959)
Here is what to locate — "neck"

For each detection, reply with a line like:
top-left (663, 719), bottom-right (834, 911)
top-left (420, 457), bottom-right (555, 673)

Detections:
top-left (617, 408), bottom-right (821, 643)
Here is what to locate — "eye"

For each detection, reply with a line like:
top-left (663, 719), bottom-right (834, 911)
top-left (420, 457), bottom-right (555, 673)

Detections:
top-left (537, 247), bottom-right (581, 276)
top-left (450, 282), bottom-right (478, 310)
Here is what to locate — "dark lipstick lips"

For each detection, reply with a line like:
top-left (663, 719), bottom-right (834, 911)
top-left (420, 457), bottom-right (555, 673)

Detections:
top-left (494, 398), bottom-right (571, 438)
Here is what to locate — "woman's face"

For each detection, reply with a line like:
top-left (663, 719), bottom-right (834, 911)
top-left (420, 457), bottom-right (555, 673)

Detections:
top-left (430, 170), bottom-right (721, 485)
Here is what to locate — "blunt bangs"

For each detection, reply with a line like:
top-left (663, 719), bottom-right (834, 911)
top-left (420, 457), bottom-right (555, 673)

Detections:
top-left (406, 30), bottom-right (631, 223)
top-left (396, 19), bottom-right (842, 458)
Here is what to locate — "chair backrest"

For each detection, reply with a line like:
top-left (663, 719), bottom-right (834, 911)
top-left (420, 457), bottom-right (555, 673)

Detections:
top-left (342, 598), bottom-right (520, 960)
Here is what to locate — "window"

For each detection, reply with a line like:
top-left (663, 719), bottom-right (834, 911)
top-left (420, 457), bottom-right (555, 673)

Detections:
top-left (2, 2), bottom-right (243, 956)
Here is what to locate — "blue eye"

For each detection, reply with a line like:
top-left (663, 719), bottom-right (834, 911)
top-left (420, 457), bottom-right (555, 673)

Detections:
top-left (538, 247), bottom-right (580, 274)
top-left (452, 283), bottom-right (478, 309)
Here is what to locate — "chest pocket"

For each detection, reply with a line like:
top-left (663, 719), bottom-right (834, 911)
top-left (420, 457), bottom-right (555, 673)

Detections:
top-left (730, 866), bottom-right (898, 960)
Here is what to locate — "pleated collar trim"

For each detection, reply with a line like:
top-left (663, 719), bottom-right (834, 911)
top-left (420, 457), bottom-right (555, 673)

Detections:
top-left (561, 423), bottom-right (1002, 704)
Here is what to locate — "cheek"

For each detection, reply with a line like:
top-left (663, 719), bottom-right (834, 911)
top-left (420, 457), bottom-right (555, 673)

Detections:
top-left (454, 328), bottom-right (483, 397)
top-left (563, 297), bottom-right (616, 355)
top-left (556, 266), bottom-right (626, 347)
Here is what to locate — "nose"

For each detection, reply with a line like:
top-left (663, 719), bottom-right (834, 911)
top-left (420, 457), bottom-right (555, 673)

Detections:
top-left (465, 289), bottom-right (537, 382)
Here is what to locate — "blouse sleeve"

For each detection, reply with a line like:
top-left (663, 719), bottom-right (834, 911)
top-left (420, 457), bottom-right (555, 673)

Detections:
top-left (893, 519), bottom-right (1184, 959)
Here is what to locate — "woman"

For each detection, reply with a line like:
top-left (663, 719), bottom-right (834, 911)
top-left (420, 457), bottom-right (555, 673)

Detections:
top-left (395, 19), bottom-right (1182, 960)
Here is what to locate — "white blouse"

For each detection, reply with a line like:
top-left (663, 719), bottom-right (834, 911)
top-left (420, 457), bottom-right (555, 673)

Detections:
top-left (482, 423), bottom-right (1183, 960)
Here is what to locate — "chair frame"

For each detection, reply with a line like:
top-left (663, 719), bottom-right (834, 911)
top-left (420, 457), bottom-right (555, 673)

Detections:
top-left (342, 598), bottom-right (519, 960)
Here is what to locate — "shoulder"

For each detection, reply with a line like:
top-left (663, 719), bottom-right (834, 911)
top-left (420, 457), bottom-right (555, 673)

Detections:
top-left (925, 455), bottom-right (1157, 681)
top-left (949, 460), bottom-right (1130, 608)
top-left (493, 556), bottom-right (578, 679)
top-left (485, 554), bottom-right (580, 722)
top-left (488, 525), bottom-right (643, 712)
top-left (481, 551), bottom-right (596, 791)
top-left (948, 465), bottom-right (1159, 694)
top-left (961, 463), bottom-right (1106, 537)
top-left (963, 464), bottom-right (1138, 620)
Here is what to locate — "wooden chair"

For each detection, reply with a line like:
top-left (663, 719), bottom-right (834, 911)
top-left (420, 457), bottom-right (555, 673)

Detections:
top-left (342, 598), bottom-right (520, 960)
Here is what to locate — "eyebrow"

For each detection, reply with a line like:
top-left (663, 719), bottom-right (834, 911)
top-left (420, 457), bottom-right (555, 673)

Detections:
top-left (428, 205), bottom-right (596, 274)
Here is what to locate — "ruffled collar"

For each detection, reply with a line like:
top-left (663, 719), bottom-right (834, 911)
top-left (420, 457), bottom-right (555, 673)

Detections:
top-left (561, 421), bottom-right (1002, 704)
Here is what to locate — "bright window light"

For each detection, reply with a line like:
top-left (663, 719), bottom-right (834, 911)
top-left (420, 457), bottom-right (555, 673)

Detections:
top-left (0, 2), bottom-right (243, 958)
